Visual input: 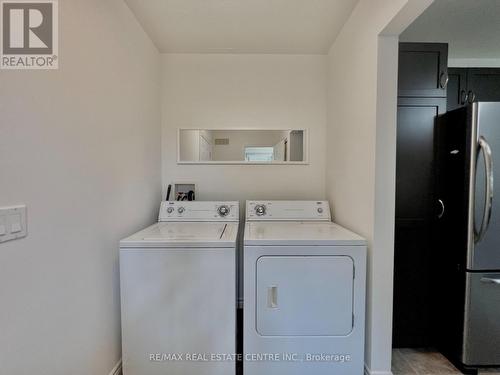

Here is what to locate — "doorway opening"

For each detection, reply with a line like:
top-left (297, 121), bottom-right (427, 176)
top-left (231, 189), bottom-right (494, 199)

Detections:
top-left (392, 1), bottom-right (500, 374)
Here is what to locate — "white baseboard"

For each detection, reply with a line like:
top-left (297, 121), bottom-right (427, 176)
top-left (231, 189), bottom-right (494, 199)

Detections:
top-left (109, 359), bottom-right (122, 375)
top-left (364, 363), bottom-right (393, 375)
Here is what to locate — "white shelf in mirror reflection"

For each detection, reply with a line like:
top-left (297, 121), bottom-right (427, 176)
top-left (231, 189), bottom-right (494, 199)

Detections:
top-left (177, 128), bottom-right (309, 165)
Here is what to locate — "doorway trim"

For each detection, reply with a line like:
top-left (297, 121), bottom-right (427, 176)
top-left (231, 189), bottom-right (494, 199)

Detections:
top-left (370, 0), bottom-right (435, 374)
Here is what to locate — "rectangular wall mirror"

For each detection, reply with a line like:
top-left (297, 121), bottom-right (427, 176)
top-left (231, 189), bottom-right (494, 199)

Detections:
top-left (178, 129), bottom-right (308, 164)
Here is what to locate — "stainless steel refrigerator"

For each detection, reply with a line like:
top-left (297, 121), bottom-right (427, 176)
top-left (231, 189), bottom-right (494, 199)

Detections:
top-left (435, 102), bottom-right (500, 373)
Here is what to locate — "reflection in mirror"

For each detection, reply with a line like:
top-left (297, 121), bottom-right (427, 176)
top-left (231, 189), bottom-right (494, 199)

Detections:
top-left (178, 129), bottom-right (306, 164)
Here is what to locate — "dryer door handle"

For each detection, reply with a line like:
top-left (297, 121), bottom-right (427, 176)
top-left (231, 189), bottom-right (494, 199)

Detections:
top-left (267, 286), bottom-right (278, 308)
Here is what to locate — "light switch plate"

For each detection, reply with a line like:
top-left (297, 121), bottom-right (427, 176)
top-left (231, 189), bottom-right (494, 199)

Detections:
top-left (0, 205), bottom-right (27, 243)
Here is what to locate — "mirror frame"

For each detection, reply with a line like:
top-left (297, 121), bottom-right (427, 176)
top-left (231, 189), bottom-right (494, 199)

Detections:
top-left (176, 128), bottom-right (309, 165)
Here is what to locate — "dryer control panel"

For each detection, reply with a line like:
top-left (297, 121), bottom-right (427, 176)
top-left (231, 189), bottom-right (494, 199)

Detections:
top-left (159, 201), bottom-right (239, 222)
top-left (246, 201), bottom-right (331, 221)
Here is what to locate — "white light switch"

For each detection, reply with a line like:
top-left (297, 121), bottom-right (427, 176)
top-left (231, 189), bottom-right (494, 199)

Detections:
top-left (0, 205), bottom-right (27, 243)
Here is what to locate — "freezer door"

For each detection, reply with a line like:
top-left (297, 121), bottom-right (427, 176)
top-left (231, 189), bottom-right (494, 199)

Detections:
top-left (468, 103), bottom-right (500, 269)
top-left (462, 272), bottom-right (500, 365)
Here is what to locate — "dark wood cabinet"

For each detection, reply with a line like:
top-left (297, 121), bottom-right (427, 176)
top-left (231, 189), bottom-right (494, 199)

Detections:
top-left (393, 96), bottom-right (446, 348)
top-left (467, 68), bottom-right (500, 102)
top-left (446, 68), bottom-right (467, 111)
top-left (447, 68), bottom-right (500, 110)
top-left (394, 43), bottom-right (448, 348)
top-left (393, 220), bottom-right (433, 347)
top-left (398, 43), bottom-right (448, 98)
top-left (396, 98), bottom-right (446, 219)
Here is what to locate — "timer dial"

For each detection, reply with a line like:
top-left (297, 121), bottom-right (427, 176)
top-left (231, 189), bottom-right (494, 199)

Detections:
top-left (218, 205), bottom-right (230, 217)
top-left (255, 205), bottom-right (266, 216)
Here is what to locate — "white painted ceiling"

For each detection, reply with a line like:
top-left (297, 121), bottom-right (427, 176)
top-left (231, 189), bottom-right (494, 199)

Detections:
top-left (401, 0), bottom-right (500, 60)
top-left (124, 0), bottom-right (359, 54)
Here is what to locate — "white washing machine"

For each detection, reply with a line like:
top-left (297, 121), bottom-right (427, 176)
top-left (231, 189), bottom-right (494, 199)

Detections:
top-left (243, 201), bottom-right (366, 375)
top-left (120, 201), bottom-right (239, 375)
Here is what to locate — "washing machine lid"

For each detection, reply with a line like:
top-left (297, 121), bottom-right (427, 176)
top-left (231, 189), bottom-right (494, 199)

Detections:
top-left (244, 221), bottom-right (365, 246)
top-left (120, 222), bottom-right (238, 248)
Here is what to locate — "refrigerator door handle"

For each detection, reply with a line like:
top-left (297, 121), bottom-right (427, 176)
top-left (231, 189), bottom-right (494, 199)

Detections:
top-left (480, 277), bottom-right (500, 285)
top-left (474, 136), bottom-right (494, 243)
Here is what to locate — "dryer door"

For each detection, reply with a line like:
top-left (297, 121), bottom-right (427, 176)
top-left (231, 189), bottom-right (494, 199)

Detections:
top-left (256, 255), bottom-right (354, 336)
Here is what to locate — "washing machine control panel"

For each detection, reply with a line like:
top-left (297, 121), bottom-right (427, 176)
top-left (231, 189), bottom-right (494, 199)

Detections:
top-left (159, 201), bottom-right (239, 222)
top-left (246, 201), bottom-right (331, 221)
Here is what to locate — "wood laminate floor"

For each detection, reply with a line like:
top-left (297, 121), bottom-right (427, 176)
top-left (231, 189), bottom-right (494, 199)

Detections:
top-left (392, 348), bottom-right (500, 375)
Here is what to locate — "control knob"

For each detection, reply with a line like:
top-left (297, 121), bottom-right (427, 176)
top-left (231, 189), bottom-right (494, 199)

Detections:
top-left (255, 204), bottom-right (266, 216)
top-left (177, 207), bottom-right (185, 214)
top-left (166, 207), bottom-right (174, 214)
top-left (218, 205), bottom-right (230, 217)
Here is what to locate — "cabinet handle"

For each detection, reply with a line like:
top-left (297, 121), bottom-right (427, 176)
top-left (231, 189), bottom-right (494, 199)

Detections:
top-left (468, 90), bottom-right (476, 103)
top-left (440, 72), bottom-right (449, 89)
top-left (437, 199), bottom-right (445, 219)
top-left (460, 90), bottom-right (468, 105)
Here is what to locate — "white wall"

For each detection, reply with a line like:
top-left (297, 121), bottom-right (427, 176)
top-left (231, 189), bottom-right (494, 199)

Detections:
top-left (162, 53), bottom-right (326, 202)
top-left (325, 0), bottom-right (433, 374)
top-left (400, 0), bottom-right (500, 65)
top-left (448, 58), bottom-right (500, 68)
top-left (0, 0), bottom-right (161, 374)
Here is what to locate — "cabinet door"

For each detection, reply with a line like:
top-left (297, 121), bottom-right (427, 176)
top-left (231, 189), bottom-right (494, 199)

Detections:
top-left (447, 68), bottom-right (468, 110)
top-left (467, 68), bottom-right (500, 102)
top-left (395, 97), bottom-right (447, 219)
top-left (393, 220), bottom-right (433, 347)
top-left (398, 43), bottom-right (448, 97)
top-left (394, 97), bottom-right (446, 348)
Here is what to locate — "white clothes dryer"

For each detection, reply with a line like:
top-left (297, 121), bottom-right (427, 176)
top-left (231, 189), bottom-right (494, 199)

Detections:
top-left (243, 200), bottom-right (366, 375)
